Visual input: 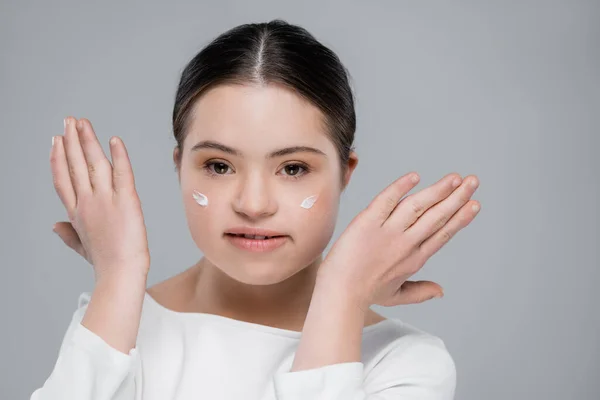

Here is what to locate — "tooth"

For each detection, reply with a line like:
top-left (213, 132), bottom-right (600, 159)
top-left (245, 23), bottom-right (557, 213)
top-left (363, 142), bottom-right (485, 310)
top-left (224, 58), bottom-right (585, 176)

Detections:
top-left (235, 234), bottom-right (275, 239)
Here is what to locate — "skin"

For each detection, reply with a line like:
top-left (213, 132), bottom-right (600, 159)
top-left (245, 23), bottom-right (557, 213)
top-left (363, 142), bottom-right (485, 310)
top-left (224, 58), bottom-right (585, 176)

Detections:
top-left (292, 172), bottom-right (480, 371)
top-left (157, 82), bottom-right (385, 329)
top-left (51, 83), bottom-right (481, 367)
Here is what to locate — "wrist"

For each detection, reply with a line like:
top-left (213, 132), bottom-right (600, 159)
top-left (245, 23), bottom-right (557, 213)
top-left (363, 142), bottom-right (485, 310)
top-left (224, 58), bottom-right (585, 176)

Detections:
top-left (315, 268), bottom-right (370, 316)
top-left (95, 264), bottom-right (149, 288)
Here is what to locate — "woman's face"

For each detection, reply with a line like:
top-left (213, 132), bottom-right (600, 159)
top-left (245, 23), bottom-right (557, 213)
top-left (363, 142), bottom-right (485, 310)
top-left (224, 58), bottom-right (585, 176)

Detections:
top-left (175, 83), bottom-right (357, 285)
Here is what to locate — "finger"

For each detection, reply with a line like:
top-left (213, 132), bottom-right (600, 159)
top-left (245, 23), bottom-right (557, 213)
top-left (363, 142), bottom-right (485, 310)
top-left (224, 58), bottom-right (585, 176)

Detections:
top-left (63, 117), bottom-right (92, 197)
top-left (389, 280), bottom-right (444, 306)
top-left (417, 200), bottom-right (481, 258)
top-left (50, 135), bottom-right (77, 216)
top-left (52, 221), bottom-right (85, 256)
top-left (386, 173), bottom-right (463, 231)
top-left (404, 175), bottom-right (478, 246)
top-left (76, 118), bottom-right (113, 193)
top-left (367, 172), bottom-right (421, 224)
top-left (109, 136), bottom-right (136, 193)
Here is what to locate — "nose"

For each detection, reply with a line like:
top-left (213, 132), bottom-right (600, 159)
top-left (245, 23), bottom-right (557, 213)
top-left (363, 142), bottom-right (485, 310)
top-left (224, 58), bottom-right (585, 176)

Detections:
top-left (232, 173), bottom-right (277, 219)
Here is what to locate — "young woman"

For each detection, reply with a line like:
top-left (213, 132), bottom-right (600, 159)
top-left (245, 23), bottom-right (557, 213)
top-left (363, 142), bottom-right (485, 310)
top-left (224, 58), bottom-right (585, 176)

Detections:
top-left (34, 19), bottom-right (480, 400)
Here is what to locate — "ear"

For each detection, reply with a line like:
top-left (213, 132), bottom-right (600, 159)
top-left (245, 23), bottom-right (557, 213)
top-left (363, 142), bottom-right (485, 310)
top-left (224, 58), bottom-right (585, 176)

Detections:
top-left (341, 150), bottom-right (359, 191)
top-left (173, 146), bottom-right (181, 182)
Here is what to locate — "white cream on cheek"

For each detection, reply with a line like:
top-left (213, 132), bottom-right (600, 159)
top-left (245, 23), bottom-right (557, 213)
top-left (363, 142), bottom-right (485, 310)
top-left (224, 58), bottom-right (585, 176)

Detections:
top-left (193, 190), bottom-right (317, 209)
top-left (300, 195), bottom-right (318, 209)
top-left (193, 190), bottom-right (208, 207)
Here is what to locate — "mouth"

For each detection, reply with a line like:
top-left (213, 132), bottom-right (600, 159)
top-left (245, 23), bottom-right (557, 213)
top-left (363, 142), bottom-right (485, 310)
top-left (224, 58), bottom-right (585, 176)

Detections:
top-left (224, 233), bottom-right (286, 240)
top-left (224, 227), bottom-right (288, 239)
top-left (224, 228), bottom-right (289, 252)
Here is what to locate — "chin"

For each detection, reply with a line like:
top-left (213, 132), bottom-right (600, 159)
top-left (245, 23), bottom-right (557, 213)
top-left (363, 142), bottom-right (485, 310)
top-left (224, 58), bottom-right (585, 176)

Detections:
top-left (208, 255), bottom-right (308, 285)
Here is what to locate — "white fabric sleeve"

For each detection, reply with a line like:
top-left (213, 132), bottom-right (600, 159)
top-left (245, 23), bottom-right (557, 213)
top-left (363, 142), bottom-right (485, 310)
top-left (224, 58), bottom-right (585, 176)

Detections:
top-left (30, 292), bottom-right (141, 400)
top-left (272, 335), bottom-right (456, 400)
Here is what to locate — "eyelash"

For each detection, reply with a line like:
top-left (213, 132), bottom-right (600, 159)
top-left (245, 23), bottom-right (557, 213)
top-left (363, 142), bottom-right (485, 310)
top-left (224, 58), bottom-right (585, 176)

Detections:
top-left (202, 160), bottom-right (311, 180)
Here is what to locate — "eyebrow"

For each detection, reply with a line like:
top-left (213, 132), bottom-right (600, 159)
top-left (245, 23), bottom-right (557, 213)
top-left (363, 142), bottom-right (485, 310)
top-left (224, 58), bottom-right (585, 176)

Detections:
top-left (190, 140), bottom-right (327, 158)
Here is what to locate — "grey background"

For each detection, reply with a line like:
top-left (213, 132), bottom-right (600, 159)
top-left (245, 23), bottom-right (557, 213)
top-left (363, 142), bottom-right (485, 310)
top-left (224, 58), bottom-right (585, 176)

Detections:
top-left (1, 0), bottom-right (598, 398)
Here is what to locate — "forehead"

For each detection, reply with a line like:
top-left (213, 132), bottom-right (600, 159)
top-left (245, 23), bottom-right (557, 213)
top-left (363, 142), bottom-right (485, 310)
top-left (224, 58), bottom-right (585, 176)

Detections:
top-left (185, 83), bottom-right (334, 154)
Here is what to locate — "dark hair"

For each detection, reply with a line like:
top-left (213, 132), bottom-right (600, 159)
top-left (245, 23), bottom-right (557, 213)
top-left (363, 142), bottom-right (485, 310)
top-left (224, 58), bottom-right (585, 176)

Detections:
top-left (172, 19), bottom-right (356, 183)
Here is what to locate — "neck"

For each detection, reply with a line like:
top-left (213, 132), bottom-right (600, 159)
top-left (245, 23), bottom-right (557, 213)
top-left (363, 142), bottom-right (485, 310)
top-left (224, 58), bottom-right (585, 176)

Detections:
top-left (190, 255), bottom-right (323, 332)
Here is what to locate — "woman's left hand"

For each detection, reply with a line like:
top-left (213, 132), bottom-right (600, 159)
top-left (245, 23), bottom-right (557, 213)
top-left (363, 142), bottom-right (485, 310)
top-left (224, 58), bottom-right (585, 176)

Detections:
top-left (318, 172), bottom-right (480, 312)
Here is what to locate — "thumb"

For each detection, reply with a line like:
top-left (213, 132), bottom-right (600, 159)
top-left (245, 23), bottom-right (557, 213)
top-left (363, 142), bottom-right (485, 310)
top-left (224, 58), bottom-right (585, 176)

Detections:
top-left (52, 222), bottom-right (84, 256)
top-left (393, 280), bottom-right (444, 305)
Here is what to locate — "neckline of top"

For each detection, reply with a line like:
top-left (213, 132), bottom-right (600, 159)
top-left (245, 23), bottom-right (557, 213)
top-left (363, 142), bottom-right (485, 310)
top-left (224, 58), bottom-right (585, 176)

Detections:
top-left (143, 291), bottom-right (393, 339)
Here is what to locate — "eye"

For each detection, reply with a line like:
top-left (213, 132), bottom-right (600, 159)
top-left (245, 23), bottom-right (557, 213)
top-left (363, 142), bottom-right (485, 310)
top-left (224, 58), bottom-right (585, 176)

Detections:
top-left (280, 163), bottom-right (309, 179)
top-left (203, 161), bottom-right (233, 176)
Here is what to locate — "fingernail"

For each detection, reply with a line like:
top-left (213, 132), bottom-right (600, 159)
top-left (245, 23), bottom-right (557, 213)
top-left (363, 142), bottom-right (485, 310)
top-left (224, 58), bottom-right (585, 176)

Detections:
top-left (52, 136), bottom-right (55, 146)
top-left (433, 292), bottom-right (444, 299)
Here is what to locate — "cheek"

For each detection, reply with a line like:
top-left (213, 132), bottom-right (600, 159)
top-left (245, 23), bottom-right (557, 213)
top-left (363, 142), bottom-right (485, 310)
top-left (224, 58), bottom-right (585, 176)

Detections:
top-left (180, 182), bottom-right (227, 252)
top-left (289, 187), bottom-right (339, 250)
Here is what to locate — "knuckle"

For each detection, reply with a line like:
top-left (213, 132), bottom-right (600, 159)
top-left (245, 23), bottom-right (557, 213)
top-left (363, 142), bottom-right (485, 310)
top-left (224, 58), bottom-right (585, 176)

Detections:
top-left (355, 209), bottom-right (371, 225)
top-left (414, 248), bottom-right (428, 265)
top-left (76, 192), bottom-right (94, 208)
top-left (87, 161), bottom-right (96, 175)
top-left (452, 209), bottom-right (466, 225)
top-left (116, 186), bottom-right (139, 203)
top-left (122, 189), bottom-right (139, 202)
top-left (457, 211), bottom-right (468, 225)
top-left (89, 159), bottom-right (111, 176)
top-left (408, 257), bottom-right (424, 274)
top-left (410, 199), bottom-right (424, 216)
top-left (68, 163), bottom-right (78, 179)
top-left (52, 174), bottom-right (61, 189)
top-left (438, 228), bottom-right (453, 244)
top-left (53, 182), bottom-right (66, 200)
top-left (398, 260), bottom-right (421, 277)
top-left (385, 196), bottom-right (399, 213)
top-left (402, 229), bottom-right (421, 249)
top-left (67, 212), bottom-right (77, 225)
top-left (113, 168), bottom-right (128, 179)
top-left (406, 264), bottom-right (420, 276)
top-left (432, 213), bottom-right (448, 232)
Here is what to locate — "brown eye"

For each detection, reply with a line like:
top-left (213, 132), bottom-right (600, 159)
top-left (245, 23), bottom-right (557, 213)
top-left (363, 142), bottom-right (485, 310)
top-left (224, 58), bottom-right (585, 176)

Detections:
top-left (284, 164), bottom-right (301, 176)
top-left (280, 163), bottom-right (309, 179)
top-left (206, 162), bottom-right (231, 175)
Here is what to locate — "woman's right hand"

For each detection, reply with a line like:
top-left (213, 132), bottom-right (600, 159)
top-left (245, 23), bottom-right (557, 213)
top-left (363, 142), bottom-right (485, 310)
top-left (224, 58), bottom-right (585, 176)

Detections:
top-left (50, 117), bottom-right (151, 282)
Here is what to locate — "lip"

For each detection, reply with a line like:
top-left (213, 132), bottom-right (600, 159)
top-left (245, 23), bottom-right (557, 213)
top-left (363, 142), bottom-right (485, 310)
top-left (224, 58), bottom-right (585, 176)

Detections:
top-left (225, 234), bottom-right (288, 252)
top-left (224, 227), bottom-right (287, 237)
top-left (224, 226), bottom-right (289, 253)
